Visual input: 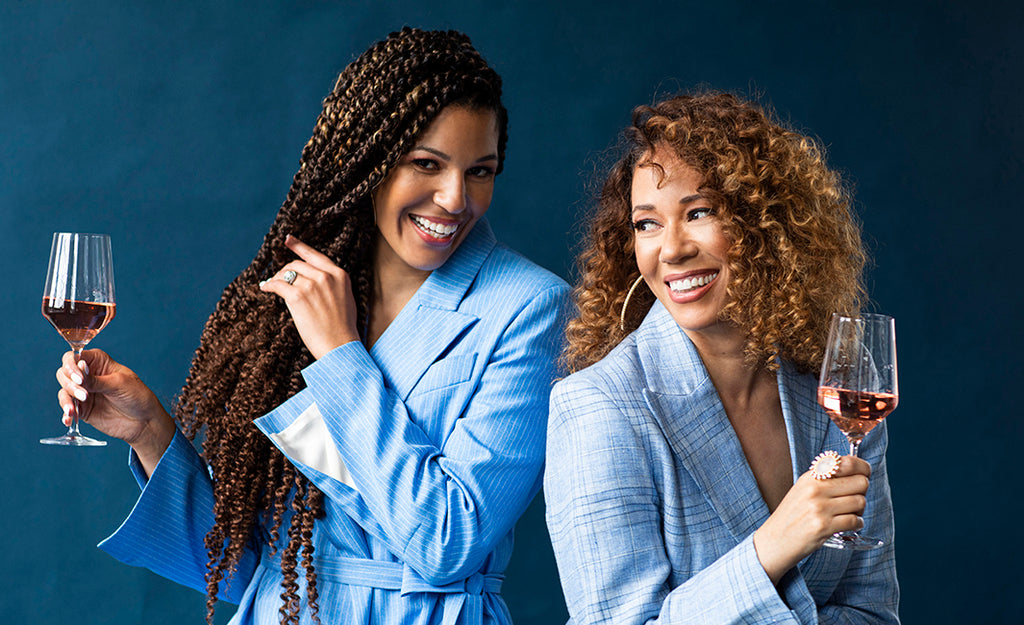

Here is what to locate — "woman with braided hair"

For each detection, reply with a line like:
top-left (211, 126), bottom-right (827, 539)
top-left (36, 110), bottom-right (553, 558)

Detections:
top-left (54, 27), bottom-right (569, 625)
top-left (544, 92), bottom-right (899, 623)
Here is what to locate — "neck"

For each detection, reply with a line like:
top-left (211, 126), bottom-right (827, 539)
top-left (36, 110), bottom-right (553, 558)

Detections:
top-left (684, 323), bottom-right (772, 411)
top-left (366, 235), bottom-right (431, 347)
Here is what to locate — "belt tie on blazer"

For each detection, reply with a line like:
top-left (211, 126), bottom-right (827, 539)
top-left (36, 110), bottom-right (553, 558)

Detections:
top-left (260, 549), bottom-right (503, 625)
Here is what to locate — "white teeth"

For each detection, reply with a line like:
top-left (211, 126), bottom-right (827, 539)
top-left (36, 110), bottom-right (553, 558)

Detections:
top-left (411, 215), bottom-right (459, 237)
top-left (669, 272), bottom-right (718, 292)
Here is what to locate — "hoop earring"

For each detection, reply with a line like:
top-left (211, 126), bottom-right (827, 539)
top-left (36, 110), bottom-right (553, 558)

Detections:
top-left (619, 275), bottom-right (646, 332)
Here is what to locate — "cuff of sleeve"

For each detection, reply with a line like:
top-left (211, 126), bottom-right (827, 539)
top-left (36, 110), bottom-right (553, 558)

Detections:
top-left (99, 430), bottom-right (208, 565)
top-left (728, 534), bottom-right (805, 621)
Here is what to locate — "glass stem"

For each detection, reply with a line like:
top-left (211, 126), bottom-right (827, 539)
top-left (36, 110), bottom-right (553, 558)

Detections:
top-left (68, 347), bottom-right (84, 438)
top-left (849, 439), bottom-right (862, 458)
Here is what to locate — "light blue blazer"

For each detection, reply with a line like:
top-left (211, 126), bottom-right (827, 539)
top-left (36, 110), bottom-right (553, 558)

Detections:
top-left (100, 218), bottom-right (571, 625)
top-left (545, 301), bottom-right (899, 624)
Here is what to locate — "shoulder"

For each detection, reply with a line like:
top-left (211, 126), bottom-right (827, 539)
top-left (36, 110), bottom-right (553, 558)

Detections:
top-left (550, 334), bottom-right (646, 426)
top-left (459, 243), bottom-right (569, 323)
top-left (476, 242), bottom-right (568, 294)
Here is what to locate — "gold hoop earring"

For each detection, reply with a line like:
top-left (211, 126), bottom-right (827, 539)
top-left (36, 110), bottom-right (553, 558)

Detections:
top-left (619, 275), bottom-right (646, 332)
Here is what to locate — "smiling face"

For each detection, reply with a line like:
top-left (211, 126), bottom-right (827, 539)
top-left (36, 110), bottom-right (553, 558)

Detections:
top-left (372, 105), bottom-right (499, 282)
top-left (631, 146), bottom-right (735, 342)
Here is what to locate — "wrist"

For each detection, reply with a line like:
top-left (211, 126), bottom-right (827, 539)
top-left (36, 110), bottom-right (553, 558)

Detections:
top-left (752, 527), bottom-right (789, 586)
top-left (131, 412), bottom-right (177, 477)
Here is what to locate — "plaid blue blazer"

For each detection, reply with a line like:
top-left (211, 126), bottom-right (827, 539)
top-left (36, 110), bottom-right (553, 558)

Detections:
top-left (545, 301), bottom-right (899, 624)
top-left (101, 219), bottom-right (571, 625)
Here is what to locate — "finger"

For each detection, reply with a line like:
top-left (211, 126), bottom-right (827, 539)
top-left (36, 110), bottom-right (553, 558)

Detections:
top-left (834, 455), bottom-right (872, 478)
top-left (57, 389), bottom-right (76, 420)
top-left (284, 235), bottom-right (339, 272)
top-left (260, 261), bottom-right (320, 293)
top-left (826, 493), bottom-right (869, 517)
top-left (56, 367), bottom-right (88, 402)
top-left (832, 512), bottom-right (866, 534)
top-left (61, 359), bottom-right (87, 385)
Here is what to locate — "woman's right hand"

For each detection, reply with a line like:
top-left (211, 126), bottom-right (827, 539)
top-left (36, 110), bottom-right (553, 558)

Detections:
top-left (752, 454), bottom-right (871, 584)
top-left (56, 349), bottom-right (177, 474)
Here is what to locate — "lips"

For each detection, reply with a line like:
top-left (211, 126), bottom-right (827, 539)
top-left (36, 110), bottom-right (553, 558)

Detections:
top-left (663, 270), bottom-right (719, 304)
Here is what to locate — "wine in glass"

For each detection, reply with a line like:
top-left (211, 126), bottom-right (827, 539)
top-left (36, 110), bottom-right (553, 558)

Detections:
top-left (41, 232), bottom-right (116, 446)
top-left (817, 312), bottom-right (897, 550)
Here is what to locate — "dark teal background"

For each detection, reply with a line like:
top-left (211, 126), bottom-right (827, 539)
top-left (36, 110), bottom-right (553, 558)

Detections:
top-left (3, 2), bottom-right (1021, 623)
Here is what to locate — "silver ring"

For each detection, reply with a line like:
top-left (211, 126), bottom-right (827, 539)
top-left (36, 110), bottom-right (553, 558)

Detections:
top-left (282, 270), bottom-right (298, 285)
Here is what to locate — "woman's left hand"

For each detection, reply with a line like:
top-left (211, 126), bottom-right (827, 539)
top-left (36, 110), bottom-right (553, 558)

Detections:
top-left (260, 235), bottom-right (360, 359)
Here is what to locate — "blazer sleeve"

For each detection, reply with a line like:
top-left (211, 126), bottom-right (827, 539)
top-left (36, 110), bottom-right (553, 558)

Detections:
top-left (97, 429), bottom-right (258, 604)
top-left (819, 422), bottom-right (900, 624)
top-left (545, 377), bottom-right (803, 625)
top-left (257, 282), bottom-right (570, 585)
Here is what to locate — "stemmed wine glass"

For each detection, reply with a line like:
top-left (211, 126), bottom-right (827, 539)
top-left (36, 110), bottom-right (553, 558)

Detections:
top-left (40, 233), bottom-right (116, 446)
top-left (816, 312), bottom-right (898, 550)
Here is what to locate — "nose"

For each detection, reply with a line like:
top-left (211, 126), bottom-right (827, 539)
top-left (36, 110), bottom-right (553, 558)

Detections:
top-left (658, 224), bottom-right (698, 264)
top-left (433, 172), bottom-right (467, 214)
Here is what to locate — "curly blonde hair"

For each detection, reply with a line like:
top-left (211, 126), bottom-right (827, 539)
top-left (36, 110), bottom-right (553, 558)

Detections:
top-left (563, 91), bottom-right (866, 374)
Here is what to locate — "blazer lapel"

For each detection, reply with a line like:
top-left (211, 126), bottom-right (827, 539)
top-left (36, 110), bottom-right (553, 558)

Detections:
top-left (777, 360), bottom-right (830, 481)
top-left (638, 303), bottom-right (769, 542)
top-left (368, 218), bottom-right (495, 401)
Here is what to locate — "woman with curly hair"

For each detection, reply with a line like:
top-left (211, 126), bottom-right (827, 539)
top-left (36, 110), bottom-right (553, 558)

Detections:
top-left (545, 92), bottom-right (899, 623)
top-left (54, 27), bottom-right (568, 625)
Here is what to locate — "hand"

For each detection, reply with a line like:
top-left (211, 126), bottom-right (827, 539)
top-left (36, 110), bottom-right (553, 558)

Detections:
top-left (752, 455), bottom-right (871, 584)
top-left (259, 235), bottom-right (360, 359)
top-left (56, 349), bottom-right (176, 475)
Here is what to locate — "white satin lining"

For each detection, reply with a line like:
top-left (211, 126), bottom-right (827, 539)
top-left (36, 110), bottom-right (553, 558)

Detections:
top-left (267, 402), bottom-right (357, 490)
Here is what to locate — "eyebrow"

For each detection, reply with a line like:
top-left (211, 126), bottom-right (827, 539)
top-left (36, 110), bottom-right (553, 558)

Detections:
top-left (631, 193), bottom-right (706, 214)
top-left (412, 146), bottom-right (498, 163)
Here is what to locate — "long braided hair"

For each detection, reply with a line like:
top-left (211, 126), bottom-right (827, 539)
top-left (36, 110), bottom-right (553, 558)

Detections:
top-left (173, 28), bottom-right (508, 624)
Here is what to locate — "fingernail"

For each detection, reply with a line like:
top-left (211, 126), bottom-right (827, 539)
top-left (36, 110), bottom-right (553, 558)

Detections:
top-left (71, 371), bottom-right (83, 385)
top-left (80, 360), bottom-right (89, 375)
top-left (74, 388), bottom-right (87, 402)
top-left (259, 280), bottom-right (267, 288)
top-left (62, 404), bottom-right (71, 418)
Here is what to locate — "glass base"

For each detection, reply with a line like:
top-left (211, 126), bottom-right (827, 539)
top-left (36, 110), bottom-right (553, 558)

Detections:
top-left (823, 531), bottom-right (884, 551)
top-left (40, 433), bottom-right (107, 446)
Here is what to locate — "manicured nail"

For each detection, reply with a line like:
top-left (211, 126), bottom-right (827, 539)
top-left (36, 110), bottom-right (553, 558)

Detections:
top-left (74, 388), bottom-right (87, 402)
top-left (80, 360), bottom-right (89, 375)
top-left (259, 280), bottom-right (267, 288)
top-left (62, 404), bottom-right (71, 418)
top-left (71, 371), bottom-right (83, 385)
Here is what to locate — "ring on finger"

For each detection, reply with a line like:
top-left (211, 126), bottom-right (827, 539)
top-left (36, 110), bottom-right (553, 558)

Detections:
top-left (282, 270), bottom-right (299, 285)
top-left (809, 450), bottom-right (841, 480)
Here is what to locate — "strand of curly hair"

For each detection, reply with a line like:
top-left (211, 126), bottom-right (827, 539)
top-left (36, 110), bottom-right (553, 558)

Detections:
top-left (170, 28), bottom-right (507, 624)
top-left (564, 91), bottom-right (866, 375)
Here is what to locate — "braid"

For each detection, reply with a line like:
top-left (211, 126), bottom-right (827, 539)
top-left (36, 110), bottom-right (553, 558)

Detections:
top-left (175, 27), bottom-right (507, 623)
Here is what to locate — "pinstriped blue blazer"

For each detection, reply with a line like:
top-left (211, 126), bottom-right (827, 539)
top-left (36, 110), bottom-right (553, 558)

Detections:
top-left (544, 301), bottom-right (899, 624)
top-left (100, 218), bottom-right (571, 625)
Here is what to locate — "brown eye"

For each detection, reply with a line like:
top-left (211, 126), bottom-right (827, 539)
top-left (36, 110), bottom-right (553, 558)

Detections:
top-left (687, 207), bottom-right (714, 221)
top-left (411, 158), bottom-right (439, 170)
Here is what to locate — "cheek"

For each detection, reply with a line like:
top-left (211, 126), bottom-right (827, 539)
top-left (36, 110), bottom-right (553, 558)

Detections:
top-left (468, 184), bottom-right (494, 213)
top-left (633, 237), bottom-right (658, 276)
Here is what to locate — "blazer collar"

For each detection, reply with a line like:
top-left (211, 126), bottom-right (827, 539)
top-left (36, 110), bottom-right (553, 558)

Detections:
top-left (367, 218), bottom-right (495, 400)
top-left (637, 302), bottom-right (829, 542)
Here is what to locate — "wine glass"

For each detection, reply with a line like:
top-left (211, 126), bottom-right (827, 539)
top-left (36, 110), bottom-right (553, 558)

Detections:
top-left (816, 312), bottom-right (898, 550)
top-left (40, 233), bottom-right (116, 446)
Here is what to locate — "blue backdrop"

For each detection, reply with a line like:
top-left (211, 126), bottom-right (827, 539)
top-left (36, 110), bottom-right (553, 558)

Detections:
top-left (3, 2), bottom-right (1021, 623)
